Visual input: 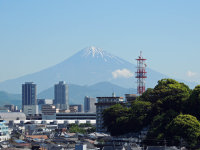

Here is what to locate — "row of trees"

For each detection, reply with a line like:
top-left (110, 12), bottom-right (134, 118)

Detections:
top-left (103, 79), bottom-right (200, 148)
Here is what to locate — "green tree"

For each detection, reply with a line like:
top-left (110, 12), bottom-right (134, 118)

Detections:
top-left (103, 101), bottom-right (152, 135)
top-left (186, 85), bottom-right (200, 119)
top-left (166, 114), bottom-right (200, 148)
top-left (139, 79), bottom-right (191, 145)
top-left (69, 124), bottom-right (86, 134)
top-left (144, 109), bottom-right (178, 145)
top-left (138, 88), bottom-right (154, 102)
top-left (128, 100), bottom-right (152, 132)
top-left (103, 104), bottom-right (130, 136)
top-left (139, 79), bottom-right (191, 115)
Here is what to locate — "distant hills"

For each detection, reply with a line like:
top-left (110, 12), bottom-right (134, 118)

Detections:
top-left (0, 91), bottom-right (21, 106)
top-left (0, 82), bottom-right (134, 106)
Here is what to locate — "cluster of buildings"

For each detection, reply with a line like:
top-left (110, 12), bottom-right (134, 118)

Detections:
top-left (20, 81), bottom-right (138, 132)
top-left (0, 80), bottom-right (138, 133)
top-left (21, 81), bottom-right (96, 120)
top-left (0, 85), bottom-right (140, 149)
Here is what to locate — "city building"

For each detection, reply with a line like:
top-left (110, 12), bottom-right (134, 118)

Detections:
top-left (26, 114), bottom-right (42, 120)
top-left (14, 105), bottom-right (18, 112)
top-left (56, 112), bottom-right (96, 120)
top-left (4, 105), bottom-right (14, 112)
top-left (22, 82), bottom-right (37, 111)
top-left (125, 94), bottom-right (137, 103)
top-left (95, 94), bottom-right (124, 132)
top-left (0, 107), bottom-right (9, 112)
top-left (23, 105), bottom-right (39, 116)
top-left (84, 96), bottom-right (96, 113)
top-left (37, 99), bottom-right (53, 113)
top-left (4, 104), bottom-right (19, 112)
top-left (0, 120), bottom-right (10, 142)
top-left (37, 99), bottom-right (53, 105)
top-left (54, 81), bottom-right (69, 110)
top-left (75, 144), bottom-right (87, 150)
top-left (42, 104), bottom-right (59, 120)
top-left (70, 104), bottom-right (83, 112)
top-left (0, 112), bottom-right (26, 121)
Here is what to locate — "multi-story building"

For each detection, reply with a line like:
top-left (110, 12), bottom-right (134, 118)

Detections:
top-left (4, 104), bottom-right (19, 112)
top-left (0, 112), bottom-right (26, 121)
top-left (23, 105), bottom-right (39, 116)
top-left (75, 144), bottom-right (87, 150)
top-left (0, 120), bottom-right (10, 141)
top-left (70, 104), bottom-right (83, 112)
top-left (22, 82), bottom-right (37, 112)
top-left (37, 99), bottom-right (53, 113)
top-left (125, 94), bottom-right (137, 106)
top-left (37, 99), bottom-right (53, 105)
top-left (84, 96), bottom-right (96, 113)
top-left (42, 104), bottom-right (59, 120)
top-left (54, 81), bottom-right (69, 110)
top-left (4, 105), bottom-right (14, 112)
top-left (95, 95), bottom-right (124, 132)
top-left (56, 112), bottom-right (96, 120)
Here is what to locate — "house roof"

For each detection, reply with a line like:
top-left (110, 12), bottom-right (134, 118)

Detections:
top-left (26, 135), bottom-right (48, 139)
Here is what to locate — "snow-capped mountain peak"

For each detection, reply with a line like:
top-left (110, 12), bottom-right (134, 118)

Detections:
top-left (75, 46), bottom-right (126, 64)
top-left (82, 46), bottom-right (105, 58)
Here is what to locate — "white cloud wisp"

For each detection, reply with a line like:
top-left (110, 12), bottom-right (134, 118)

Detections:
top-left (112, 69), bottom-right (134, 79)
top-left (187, 70), bottom-right (197, 77)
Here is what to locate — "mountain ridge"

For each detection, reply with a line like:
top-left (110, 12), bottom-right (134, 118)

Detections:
top-left (0, 46), bottom-right (196, 93)
top-left (0, 81), bottom-right (133, 106)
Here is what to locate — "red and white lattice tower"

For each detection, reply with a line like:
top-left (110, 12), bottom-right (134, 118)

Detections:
top-left (136, 51), bottom-right (147, 95)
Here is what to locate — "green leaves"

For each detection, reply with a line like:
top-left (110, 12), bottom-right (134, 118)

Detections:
top-left (102, 78), bottom-right (200, 148)
top-left (167, 114), bottom-right (200, 147)
top-left (139, 78), bottom-right (190, 114)
top-left (186, 85), bottom-right (200, 119)
top-left (103, 104), bottom-right (130, 136)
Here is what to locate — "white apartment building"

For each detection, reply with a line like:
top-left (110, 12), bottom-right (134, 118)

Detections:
top-left (23, 105), bottom-right (39, 116)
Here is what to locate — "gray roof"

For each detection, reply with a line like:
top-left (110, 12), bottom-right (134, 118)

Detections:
top-left (147, 146), bottom-right (178, 150)
top-left (0, 112), bottom-right (26, 121)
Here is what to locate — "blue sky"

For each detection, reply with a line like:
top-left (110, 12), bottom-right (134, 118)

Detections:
top-left (0, 0), bottom-right (200, 83)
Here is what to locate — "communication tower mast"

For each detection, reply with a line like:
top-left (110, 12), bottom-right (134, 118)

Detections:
top-left (136, 51), bottom-right (147, 95)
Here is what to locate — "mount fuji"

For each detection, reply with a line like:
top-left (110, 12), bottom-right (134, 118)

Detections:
top-left (0, 46), bottom-right (193, 94)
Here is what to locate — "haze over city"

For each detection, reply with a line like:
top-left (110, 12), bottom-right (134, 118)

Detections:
top-left (1, 1), bottom-right (200, 150)
top-left (1, 0), bottom-right (200, 84)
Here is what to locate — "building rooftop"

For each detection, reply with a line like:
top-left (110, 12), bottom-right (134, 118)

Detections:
top-left (96, 97), bottom-right (123, 98)
top-left (26, 135), bottom-right (48, 140)
top-left (0, 112), bottom-right (26, 121)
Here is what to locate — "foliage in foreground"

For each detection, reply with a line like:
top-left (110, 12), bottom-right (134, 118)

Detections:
top-left (167, 114), bottom-right (200, 147)
top-left (103, 78), bottom-right (200, 148)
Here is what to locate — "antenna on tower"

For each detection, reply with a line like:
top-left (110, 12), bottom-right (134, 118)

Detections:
top-left (136, 51), bottom-right (147, 96)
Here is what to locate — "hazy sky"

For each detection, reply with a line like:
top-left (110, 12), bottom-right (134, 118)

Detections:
top-left (0, 1), bottom-right (200, 83)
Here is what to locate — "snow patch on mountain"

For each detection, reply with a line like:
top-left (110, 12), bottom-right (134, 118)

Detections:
top-left (82, 46), bottom-right (104, 58)
top-left (80, 46), bottom-right (126, 64)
